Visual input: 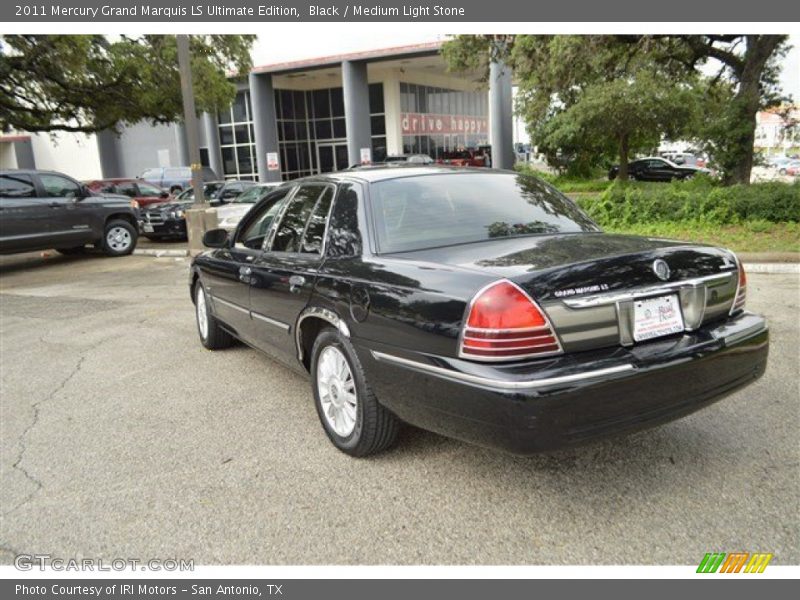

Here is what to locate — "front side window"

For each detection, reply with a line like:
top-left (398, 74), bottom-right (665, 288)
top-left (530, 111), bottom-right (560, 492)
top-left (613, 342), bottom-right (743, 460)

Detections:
top-left (116, 182), bottom-right (138, 198)
top-left (370, 173), bottom-right (599, 253)
top-left (0, 174), bottom-right (36, 199)
top-left (271, 184), bottom-right (328, 253)
top-left (137, 182), bottom-right (163, 196)
top-left (236, 191), bottom-right (290, 250)
top-left (39, 174), bottom-right (80, 198)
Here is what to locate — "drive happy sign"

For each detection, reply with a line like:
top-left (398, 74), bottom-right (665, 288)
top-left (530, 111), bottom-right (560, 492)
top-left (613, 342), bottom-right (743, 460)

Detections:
top-left (401, 113), bottom-right (488, 136)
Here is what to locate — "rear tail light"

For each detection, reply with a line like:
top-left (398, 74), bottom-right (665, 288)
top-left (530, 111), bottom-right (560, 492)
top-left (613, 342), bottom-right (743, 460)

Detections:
top-left (459, 280), bottom-right (562, 361)
top-left (730, 256), bottom-right (747, 314)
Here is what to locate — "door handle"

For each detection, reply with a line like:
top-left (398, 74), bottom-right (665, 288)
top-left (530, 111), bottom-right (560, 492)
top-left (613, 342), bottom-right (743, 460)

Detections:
top-left (289, 275), bottom-right (306, 293)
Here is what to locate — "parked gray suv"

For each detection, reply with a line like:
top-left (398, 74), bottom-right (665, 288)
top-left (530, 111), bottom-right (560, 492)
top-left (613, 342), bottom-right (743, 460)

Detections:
top-left (138, 166), bottom-right (218, 194)
top-left (0, 169), bottom-right (140, 257)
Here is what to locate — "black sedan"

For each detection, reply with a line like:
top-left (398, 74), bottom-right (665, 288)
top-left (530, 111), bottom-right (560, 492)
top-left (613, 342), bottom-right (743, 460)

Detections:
top-left (189, 167), bottom-right (768, 457)
top-left (140, 180), bottom-right (255, 240)
top-left (608, 157), bottom-right (709, 181)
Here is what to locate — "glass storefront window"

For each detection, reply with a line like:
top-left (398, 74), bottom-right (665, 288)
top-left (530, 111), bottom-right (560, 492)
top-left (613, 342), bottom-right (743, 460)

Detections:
top-left (218, 90), bottom-right (257, 180)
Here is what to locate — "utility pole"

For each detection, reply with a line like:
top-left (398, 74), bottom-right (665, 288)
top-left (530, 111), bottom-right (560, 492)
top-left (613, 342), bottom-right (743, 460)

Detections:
top-left (177, 34), bottom-right (217, 255)
top-left (177, 35), bottom-right (205, 206)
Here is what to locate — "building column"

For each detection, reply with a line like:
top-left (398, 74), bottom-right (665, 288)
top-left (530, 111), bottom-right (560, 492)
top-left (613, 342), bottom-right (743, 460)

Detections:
top-left (249, 71), bottom-right (281, 182)
top-left (383, 74), bottom-right (403, 156)
top-left (342, 60), bottom-right (372, 166)
top-left (489, 57), bottom-right (514, 170)
top-left (175, 123), bottom-right (190, 166)
top-left (96, 130), bottom-right (122, 178)
top-left (202, 112), bottom-right (224, 178)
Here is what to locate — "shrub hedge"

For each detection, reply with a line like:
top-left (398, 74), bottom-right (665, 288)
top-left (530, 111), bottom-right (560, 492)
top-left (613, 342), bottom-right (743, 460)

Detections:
top-left (570, 178), bottom-right (800, 226)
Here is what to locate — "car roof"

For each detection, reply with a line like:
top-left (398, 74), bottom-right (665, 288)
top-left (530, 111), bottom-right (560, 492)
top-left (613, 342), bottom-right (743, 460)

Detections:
top-left (1, 168), bottom-right (74, 177)
top-left (317, 165), bottom-right (514, 183)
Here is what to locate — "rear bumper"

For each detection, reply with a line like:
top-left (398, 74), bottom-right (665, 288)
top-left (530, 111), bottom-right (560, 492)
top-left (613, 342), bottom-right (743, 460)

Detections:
top-left (354, 312), bottom-right (768, 455)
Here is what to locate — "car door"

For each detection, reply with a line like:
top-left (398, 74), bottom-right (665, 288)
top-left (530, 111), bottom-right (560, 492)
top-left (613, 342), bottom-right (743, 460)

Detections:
top-left (248, 183), bottom-right (337, 361)
top-left (36, 173), bottom-right (97, 245)
top-left (0, 173), bottom-right (52, 252)
top-left (199, 187), bottom-right (293, 342)
top-left (647, 159), bottom-right (673, 181)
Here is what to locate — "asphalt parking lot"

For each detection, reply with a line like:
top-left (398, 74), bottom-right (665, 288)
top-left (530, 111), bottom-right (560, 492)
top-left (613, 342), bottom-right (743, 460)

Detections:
top-left (1, 251), bottom-right (798, 565)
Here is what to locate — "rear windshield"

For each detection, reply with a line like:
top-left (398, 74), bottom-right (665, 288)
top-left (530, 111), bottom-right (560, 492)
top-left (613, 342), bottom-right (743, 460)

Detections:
top-left (370, 173), bottom-right (599, 253)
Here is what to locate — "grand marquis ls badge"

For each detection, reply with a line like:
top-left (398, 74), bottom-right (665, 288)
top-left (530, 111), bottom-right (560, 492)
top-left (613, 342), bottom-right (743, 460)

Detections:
top-left (653, 259), bottom-right (671, 281)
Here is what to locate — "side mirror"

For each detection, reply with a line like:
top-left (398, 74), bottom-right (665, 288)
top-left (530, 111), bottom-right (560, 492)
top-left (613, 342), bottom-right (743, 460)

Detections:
top-left (203, 228), bottom-right (230, 248)
top-left (79, 184), bottom-right (91, 198)
top-left (160, 191), bottom-right (169, 198)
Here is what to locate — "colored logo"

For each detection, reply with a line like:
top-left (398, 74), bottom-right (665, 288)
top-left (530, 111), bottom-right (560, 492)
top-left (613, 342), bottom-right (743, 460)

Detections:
top-left (696, 552), bottom-right (773, 573)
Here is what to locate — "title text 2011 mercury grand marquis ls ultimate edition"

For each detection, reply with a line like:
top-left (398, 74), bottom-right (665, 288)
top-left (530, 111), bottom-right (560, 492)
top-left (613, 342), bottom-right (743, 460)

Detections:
top-left (189, 167), bottom-right (768, 457)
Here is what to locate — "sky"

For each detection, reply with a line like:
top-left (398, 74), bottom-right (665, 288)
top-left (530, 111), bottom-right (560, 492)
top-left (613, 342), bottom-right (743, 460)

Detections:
top-left (251, 32), bottom-right (800, 100)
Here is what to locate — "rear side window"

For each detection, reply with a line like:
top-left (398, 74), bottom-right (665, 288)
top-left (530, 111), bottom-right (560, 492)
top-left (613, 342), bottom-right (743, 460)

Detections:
top-left (271, 184), bottom-right (327, 253)
top-left (300, 187), bottom-right (335, 254)
top-left (39, 174), bottom-right (80, 198)
top-left (326, 183), bottom-right (362, 258)
top-left (0, 174), bottom-right (36, 198)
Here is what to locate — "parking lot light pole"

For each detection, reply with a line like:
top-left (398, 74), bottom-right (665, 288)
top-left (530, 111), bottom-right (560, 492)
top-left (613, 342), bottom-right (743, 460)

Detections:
top-left (177, 34), bottom-right (217, 255)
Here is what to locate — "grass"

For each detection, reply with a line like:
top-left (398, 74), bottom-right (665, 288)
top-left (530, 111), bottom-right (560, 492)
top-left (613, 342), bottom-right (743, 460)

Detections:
top-left (601, 221), bottom-right (800, 254)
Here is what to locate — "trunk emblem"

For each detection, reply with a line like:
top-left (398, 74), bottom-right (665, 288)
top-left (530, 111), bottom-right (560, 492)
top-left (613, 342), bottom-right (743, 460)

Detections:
top-left (653, 259), bottom-right (671, 281)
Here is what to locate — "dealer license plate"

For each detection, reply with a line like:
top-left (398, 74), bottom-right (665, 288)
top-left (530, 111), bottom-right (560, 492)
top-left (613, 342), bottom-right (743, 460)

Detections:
top-left (143, 224), bottom-right (154, 233)
top-left (633, 294), bottom-right (684, 342)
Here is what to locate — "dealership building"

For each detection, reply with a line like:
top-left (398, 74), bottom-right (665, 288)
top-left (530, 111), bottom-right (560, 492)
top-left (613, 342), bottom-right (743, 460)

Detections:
top-left (0, 41), bottom-right (516, 182)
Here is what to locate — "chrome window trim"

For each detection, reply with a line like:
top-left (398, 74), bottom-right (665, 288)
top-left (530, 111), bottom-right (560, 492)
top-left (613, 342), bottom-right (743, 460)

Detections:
top-left (209, 295), bottom-right (290, 331)
top-left (562, 272), bottom-right (733, 309)
top-left (371, 350), bottom-right (635, 391)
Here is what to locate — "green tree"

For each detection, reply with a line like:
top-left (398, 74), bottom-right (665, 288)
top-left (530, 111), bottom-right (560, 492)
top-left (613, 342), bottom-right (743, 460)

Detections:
top-left (0, 34), bottom-right (255, 134)
top-left (443, 35), bottom-right (701, 179)
top-left (650, 35), bottom-right (790, 184)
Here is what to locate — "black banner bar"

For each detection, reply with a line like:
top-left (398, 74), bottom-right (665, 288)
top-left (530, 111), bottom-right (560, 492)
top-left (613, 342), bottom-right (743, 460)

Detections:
top-left (3, 0), bottom-right (800, 23)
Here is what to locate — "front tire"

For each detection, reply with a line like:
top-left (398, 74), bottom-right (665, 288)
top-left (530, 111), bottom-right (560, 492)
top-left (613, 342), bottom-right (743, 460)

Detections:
top-left (194, 282), bottom-right (233, 350)
top-left (102, 219), bottom-right (137, 256)
top-left (311, 328), bottom-right (400, 457)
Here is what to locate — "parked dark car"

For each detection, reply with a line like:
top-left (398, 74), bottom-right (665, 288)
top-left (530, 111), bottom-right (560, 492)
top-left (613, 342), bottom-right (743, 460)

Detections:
top-left (0, 169), bottom-right (139, 256)
top-left (140, 180), bottom-right (255, 240)
top-left (189, 167), bottom-right (768, 457)
top-left (137, 166), bottom-right (218, 194)
top-left (608, 157), bottom-right (708, 181)
top-left (85, 178), bottom-right (170, 209)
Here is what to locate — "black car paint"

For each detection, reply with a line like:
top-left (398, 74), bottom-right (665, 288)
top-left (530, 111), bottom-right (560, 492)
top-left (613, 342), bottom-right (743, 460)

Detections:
top-left (0, 169), bottom-right (138, 254)
top-left (609, 158), bottom-right (703, 181)
top-left (190, 168), bottom-right (768, 454)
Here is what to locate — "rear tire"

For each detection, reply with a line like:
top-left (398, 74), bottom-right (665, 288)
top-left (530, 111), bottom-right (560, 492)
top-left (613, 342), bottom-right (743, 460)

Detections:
top-left (311, 327), bottom-right (400, 457)
top-left (102, 219), bottom-right (137, 256)
top-left (195, 281), bottom-right (233, 350)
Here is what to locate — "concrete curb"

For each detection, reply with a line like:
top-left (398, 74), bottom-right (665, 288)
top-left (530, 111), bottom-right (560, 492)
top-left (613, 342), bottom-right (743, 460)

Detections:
top-left (133, 249), bottom-right (189, 258)
top-left (743, 263), bottom-right (800, 274)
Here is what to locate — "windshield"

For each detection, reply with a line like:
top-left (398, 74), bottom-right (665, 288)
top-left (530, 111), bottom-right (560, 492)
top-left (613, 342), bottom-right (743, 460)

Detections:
top-left (233, 186), bottom-right (267, 204)
top-left (370, 173), bottom-right (599, 253)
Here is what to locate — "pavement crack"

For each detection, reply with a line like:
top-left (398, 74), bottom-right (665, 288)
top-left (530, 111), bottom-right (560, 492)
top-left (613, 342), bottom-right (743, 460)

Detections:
top-left (3, 354), bottom-right (86, 518)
